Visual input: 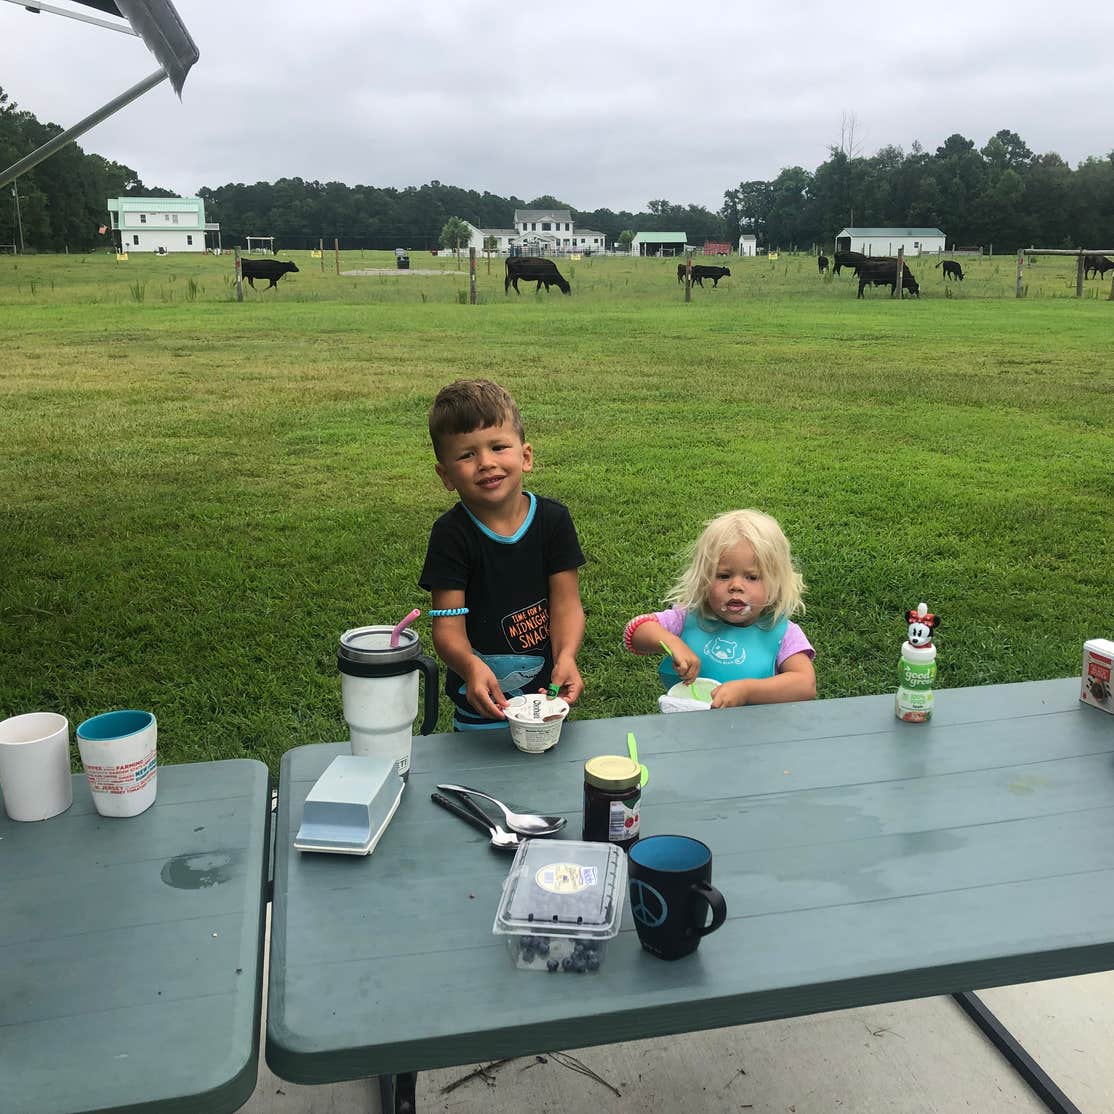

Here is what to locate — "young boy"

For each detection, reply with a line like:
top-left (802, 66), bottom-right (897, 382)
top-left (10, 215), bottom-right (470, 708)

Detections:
top-left (419, 379), bottom-right (586, 731)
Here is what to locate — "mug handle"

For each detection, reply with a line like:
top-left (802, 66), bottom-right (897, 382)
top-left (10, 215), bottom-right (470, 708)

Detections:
top-left (691, 881), bottom-right (727, 937)
top-left (416, 654), bottom-right (441, 735)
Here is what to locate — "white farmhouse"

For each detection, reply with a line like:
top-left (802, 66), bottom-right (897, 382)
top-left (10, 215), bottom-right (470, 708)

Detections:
top-left (460, 212), bottom-right (607, 255)
top-left (107, 196), bottom-right (219, 253)
top-left (834, 227), bottom-right (945, 257)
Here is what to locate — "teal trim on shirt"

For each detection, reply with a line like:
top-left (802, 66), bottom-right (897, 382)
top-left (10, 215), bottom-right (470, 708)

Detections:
top-left (461, 492), bottom-right (537, 544)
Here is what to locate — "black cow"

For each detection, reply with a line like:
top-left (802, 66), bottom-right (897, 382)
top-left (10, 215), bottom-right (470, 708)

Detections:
top-left (676, 262), bottom-right (688, 283)
top-left (856, 261), bottom-right (920, 298)
top-left (936, 260), bottom-right (964, 281)
top-left (505, 256), bottom-right (571, 294)
top-left (240, 258), bottom-right (299, 290)
top-left (832, 250), bottom-right (867, 275)
top-left (690, 264), bottom-right (731, 287)
top-left (817, 255), bottom-right (829, 274)
top-left (1084, 254), bottom-right (1114, 279)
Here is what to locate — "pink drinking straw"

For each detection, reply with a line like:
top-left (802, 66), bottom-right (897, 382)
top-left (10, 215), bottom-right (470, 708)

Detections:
top-left (389, 608), bottom-right (421, 648)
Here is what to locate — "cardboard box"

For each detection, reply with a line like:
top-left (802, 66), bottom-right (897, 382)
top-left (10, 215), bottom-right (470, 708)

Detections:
top-left (1081, 639), bottom-right (1114, 713)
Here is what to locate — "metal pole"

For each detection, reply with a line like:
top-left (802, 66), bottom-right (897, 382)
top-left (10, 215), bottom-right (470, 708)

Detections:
top-left (896, 247), bottom-right (904, 298)
top-left (684, 248), bottom-right (692, 303)
top-left (469, 247), bottom-right (476, 304)
top-left (1016, 250), bottom-right (1024, 298)
top-left (0, 68), bottom-right (168, 190)
top-left (12, 181), bottom-right (24, 253)
top-left (334, 238), bottom-right (339, 275)
top-left (319, 238), bottom-right (324, 273)
top-left (1075, 250), bottom-right (1084, 298)
top-left (234, 247), bottom-right (243, 302)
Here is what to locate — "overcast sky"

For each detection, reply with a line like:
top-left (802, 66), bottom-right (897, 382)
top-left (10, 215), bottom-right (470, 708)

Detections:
top-left (3, 0), bottom-right (1111, 213)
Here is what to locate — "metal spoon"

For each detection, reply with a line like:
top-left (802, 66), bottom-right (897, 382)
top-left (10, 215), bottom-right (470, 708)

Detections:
top-left (436, 784), bottom-right (567, 836)
top-left (430, 792), bottom-right (519, 850)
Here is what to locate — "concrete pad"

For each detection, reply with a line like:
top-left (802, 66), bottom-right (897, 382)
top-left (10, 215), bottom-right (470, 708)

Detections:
top-left (981, 971), bottom-right (1114, 1113)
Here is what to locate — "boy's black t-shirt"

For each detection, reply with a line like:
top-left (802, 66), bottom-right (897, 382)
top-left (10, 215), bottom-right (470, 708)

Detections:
top-left (419, 493), bottom-right (585, 730)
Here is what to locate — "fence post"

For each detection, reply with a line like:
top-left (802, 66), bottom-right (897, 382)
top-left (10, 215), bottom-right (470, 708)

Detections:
top-left (896, 248), bottom-right (904, 299)
top-left (1076, 250), bottom-right (1084, 297)
top-left (319, 237), bottom-right (324, 273)
top-left (234, 246), bottom-right (243, 302)
top-left (334, 238), bottom-right (340, 276)
top-left (469, 247), bottom-right (477, 304)
top-left (1015, 250), bottom-right (1024, 298)
top-left (684, 249), bottom-right (692, 303)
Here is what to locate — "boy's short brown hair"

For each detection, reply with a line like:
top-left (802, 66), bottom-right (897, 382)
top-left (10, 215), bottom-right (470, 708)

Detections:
top-left (428, 379), bottom-right (525, 460)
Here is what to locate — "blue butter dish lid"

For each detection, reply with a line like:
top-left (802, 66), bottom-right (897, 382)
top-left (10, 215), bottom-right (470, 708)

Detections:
top-left (294, 755), bottom-right (403, 856)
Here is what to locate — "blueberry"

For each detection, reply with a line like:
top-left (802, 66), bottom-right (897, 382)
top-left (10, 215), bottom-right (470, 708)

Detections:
top-left (547, 958), bottom-right (559, 972)
top-left (521, 947), bottom-right (536, 965)
top-left (561, 957), bottom-right (573, 971)
top-left (572, 958), bottom-right (586, 973)
top-left (586, 954), bottom-right (600, 971)
top-left (537, 939), bottom-right (550, 957)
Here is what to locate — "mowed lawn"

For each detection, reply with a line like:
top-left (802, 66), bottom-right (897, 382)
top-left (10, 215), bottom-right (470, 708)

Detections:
top-left (1, 250), bottom-right (1110, 770)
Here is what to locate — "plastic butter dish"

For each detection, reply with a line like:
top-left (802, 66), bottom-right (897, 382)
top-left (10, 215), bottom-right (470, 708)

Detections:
top-left (294, 755), bottom-right (403, 855)
top-left (493, 839), bottom-right (627, 972)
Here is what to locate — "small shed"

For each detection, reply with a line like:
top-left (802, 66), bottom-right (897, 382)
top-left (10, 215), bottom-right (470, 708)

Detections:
top-left (631, 231), bottom-right (688, 257)
top-left (834, 227), bottom-right (945, 257)
top-left (738, 234), bottom-right (758, 257)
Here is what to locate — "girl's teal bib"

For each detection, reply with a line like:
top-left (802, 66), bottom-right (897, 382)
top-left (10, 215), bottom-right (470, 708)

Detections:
top-left (659, 612), bottom-right (789, 689)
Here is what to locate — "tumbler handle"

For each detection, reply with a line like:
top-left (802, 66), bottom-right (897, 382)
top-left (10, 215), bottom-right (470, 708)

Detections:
top-left (415, 654), bottom-right (440, 735)
top-left (691, 881), bottom-right (727, 937)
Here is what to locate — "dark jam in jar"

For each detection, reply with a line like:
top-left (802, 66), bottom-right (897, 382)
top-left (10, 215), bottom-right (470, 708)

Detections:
top-left (583, 756), bottom-right (641, 851)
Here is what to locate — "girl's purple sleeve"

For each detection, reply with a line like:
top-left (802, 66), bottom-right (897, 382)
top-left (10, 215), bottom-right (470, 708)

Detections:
top-left (777, 622), bottom-right (815, 668)
top-left (654, 607), bottom-right (686, 636)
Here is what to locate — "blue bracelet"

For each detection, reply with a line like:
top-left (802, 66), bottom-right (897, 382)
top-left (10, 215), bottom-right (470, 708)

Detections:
top-left (428, 607), bottom-right (469, 617)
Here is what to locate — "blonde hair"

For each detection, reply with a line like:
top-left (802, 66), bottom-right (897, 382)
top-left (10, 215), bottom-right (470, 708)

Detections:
top-left (665, 509), bottom-right (805, 625)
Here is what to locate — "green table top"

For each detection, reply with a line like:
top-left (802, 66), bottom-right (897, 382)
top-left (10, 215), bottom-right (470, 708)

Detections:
top-left (266, 678), bottom-right (1114, 1085)
top-left (0, 759), bottom-right (271, 1114)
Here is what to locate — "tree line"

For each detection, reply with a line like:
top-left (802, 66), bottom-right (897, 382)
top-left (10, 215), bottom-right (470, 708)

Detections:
top-left (2, 87), bottom-right (1111, 254)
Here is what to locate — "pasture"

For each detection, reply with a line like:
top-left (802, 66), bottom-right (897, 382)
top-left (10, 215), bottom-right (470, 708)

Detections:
top-left (1, 250), bottom-right (1110, 771)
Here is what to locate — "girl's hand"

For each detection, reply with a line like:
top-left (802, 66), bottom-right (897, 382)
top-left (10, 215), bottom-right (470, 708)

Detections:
top-left (669, 643), bottom-right (701, 685)
top-left (463, 658), bottom-right (507, 721)
top-left (546, 655), bottom-right (584, 704)
top-left (710, 680), bottom-right (751, 708)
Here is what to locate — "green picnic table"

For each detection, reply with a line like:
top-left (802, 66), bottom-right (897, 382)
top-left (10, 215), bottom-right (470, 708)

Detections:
top-left (1, 759), bottom-right (271, 1114)
top-left (266, 678), bottom-right (1114, 1112)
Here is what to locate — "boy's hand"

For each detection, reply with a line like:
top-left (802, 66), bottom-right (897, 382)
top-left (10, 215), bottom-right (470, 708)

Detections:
top-left (463, 658), bottom-right (508, 721)
top-left (546, 656), bottom-right (584, 704)
top-left (710, 680), bottom-right (751, 709)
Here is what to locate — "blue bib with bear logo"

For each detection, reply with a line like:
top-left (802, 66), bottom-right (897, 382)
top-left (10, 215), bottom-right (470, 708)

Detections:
top-left (658, 611), bottom-right (789, 689)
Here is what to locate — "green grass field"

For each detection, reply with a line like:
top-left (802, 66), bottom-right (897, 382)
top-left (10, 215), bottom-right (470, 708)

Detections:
top-left (1, 250), bottom-right (1111, 770)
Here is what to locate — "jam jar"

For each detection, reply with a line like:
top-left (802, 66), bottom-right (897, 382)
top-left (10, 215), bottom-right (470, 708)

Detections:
top-left (582, 755), bottom-right (641, 851)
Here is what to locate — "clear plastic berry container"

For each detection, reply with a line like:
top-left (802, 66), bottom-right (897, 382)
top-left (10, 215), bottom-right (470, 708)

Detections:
top-left (492, 839), bottom-right (627, 973)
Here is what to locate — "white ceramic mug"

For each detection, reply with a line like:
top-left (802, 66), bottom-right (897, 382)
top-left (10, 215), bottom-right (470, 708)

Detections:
top-left (0, 711), bottom-right (74, 822)
top-left (76, 710), bottom-right (158, 818)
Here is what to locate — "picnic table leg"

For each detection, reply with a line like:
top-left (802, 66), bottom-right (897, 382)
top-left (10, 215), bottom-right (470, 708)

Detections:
top-left (378, 1070), bottom-right (417, 1114)
top-left (953, 992), bottom-right (1081, 1114)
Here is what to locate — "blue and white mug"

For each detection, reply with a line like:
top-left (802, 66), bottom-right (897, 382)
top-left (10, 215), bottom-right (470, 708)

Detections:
top-left (76, 710), bottom-right (157, 818)
top-left (628, 835), bottom-right (727, 960)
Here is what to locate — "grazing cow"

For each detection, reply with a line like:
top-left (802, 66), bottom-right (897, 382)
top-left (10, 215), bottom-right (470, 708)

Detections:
top-left (690, 264), bottom-right (731, 287)
top-left (1084, 254), bottom-right (1114, 279)
top-left (240, 258), bottom-right (299, 290)
top-left (832, 250), bottom-right (867, 275)
top-left (856, 261), bottom-right (920, 299)
top-left (817, 255), bottom-right (829, 274)
top-left (504, 256), bottom-right (571, 294)
top-left (676, 262), bottom-right (688, 283)
top-left (936, 260), bottom-right (964, 281)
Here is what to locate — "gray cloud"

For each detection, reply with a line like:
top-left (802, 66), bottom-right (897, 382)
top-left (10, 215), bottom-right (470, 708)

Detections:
top-left (3, 0), bottom-right (1111, 212)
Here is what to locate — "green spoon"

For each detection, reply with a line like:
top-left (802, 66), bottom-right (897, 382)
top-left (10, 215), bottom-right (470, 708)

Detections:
top-left (627, 731), bottom-right (649, 788)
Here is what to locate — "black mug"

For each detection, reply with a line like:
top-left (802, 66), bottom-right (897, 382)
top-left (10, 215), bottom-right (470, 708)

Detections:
top-left (628, 835), bottom-right (727, 960)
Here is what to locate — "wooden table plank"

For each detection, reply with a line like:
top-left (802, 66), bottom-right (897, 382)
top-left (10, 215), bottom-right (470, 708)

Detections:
top-left (267, 678), bottom-right (1114, 1084)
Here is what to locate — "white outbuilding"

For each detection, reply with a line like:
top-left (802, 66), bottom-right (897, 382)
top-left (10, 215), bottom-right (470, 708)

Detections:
top-left (738, 234), bottom-right (758, 256)
top-left (834, 227), bottom-right (945, 257)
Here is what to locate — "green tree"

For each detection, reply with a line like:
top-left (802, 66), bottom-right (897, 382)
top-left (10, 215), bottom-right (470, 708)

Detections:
top-left (439, 215), bottom-right (472, 260)
top-left (617, 229), bottom-right (634, 252)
